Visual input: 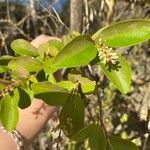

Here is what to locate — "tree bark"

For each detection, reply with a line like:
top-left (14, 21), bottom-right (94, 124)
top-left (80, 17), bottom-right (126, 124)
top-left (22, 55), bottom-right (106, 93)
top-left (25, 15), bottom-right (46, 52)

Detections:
top-left (29, 0), bottom-right (38, 37)
top-left (70, 0), bottom-right (83, 32)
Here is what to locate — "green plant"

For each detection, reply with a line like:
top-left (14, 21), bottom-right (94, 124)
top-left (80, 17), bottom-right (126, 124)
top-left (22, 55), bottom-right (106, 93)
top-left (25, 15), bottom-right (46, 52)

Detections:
top-left (0, 19), bottom-right (150, 149)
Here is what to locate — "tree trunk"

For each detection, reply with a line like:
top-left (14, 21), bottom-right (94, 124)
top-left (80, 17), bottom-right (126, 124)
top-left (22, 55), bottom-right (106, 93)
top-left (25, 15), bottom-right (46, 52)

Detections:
top-left (70, 0), bottom-right (83, 32)
top-left (29, 0), bottom-right (38, 37)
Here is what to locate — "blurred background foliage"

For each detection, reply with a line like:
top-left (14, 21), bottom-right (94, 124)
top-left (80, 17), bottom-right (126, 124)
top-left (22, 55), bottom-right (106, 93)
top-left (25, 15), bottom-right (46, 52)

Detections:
top-left (0, 0), bottom-right (150, 149)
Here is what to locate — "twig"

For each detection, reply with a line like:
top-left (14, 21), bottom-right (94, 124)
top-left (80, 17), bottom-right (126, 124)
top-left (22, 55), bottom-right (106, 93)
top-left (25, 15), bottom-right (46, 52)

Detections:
top-left (82, 23), bottom-right (90, 34)
top-left (142, 109), bottom-right (150, 150)
top-left (82, 0), bottom-right (89, 33)
top-left (52, 7), bottom-right (64, 26)
top-left (142, 134), bottom-right (149, 150)
top-left (37, 13), bottom-right (55, 35)
top-left (0, 19), bottom-right (10, 23)
top-left (0, 80), bottom-right (19, 100)
top-left (56, 130), bottom-right (62, 150)
top-left (6, 0), bottom-right (10, 20)
top-left (11, 23), bottom-right (32, 40)
top-left (17, 14), bottom-right (31, 26)
top-left (114, 3), bottom-right (131, 22)
top-left (95, 74), bottom-right (108, 137)
top-left (29, 0), bottom-right (38, 36)
top-left (38, 3), bottom-right (70, 33)
top-left (97, 88), bottom-right (108, 137)
top-left (0, 31), bottom-right (9, 54)
top-left (87, 103), bottom-right (95, 122)
top-left (0, 19), bottom-right (31, 40)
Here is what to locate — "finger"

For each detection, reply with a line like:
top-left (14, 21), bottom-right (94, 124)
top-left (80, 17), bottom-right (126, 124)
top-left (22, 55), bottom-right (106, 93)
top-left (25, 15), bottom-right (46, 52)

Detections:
top-left (31, 34), bottom-right (62, 81)
top-left (31, 34), bottom-right (60, 48)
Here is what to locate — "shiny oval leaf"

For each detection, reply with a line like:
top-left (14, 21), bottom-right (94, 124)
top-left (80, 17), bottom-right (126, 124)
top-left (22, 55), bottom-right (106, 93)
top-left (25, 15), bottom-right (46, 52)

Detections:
top-left (89, 124), bottom-right (106, 150)
top-left (47, 39), bottom-right (63, 51)
top-left (8, 56), bottom-right (43, 73)
top-left (11, 39), bottom-right (39, 56)
top-left (108, 135), bottom-right (139, 150)
top-left (71, 123), bottom-right (95, 142)
top-left (0, 95), bottom-right (19, 131)
top-left (36, 69), bottom-right (47, 82)
top-left (12, 88), bottom-right (20, 106)
top-left (17, 87), bottom-right (32, 109)
top-left (38, 39), bottom-right (63, 57)
top-left (31, 81), bottom-right (71, 106)
top-left (99, 54), bottom-right (131, 94)
top-left (68, 74), bottom-right (96, 94)
top-left (55, 81), bottom-right (75, 91)
top-left (11, 66), bottom-right (30, 79)
top-left (62, 31), bottom-right (81, 45)
top-left (43, 58), bottom-right (54, 74)
top-left (0, 65), bottom-right (9, 73)
top-left (96, 19), bottom-right (150, 47)
top-left (40, 45), bottom-right (59, 57)
top-left (59, 94), bottom-right (84, 138)
top-left (0, 55), bottom-right (14, 65)
top-left (47, 73), bottom-right (56, 84)
top-left (51, 35), bottom-right (97, 70)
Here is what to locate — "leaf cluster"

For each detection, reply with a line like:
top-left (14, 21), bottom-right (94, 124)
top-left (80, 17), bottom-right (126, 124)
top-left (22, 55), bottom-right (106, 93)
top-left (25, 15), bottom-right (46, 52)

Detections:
top-left (0, 19), bottom-right (150, 149)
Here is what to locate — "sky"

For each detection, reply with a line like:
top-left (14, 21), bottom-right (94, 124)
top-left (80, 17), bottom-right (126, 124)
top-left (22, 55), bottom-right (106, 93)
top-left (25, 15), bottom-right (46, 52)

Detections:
top-left (0, 0), bottom-right (68, 13)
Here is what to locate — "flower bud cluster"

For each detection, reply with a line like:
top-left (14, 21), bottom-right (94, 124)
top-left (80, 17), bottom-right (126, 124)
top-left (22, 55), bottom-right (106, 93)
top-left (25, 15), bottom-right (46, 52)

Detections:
top-left (95, 38), bottom-right (118, 65)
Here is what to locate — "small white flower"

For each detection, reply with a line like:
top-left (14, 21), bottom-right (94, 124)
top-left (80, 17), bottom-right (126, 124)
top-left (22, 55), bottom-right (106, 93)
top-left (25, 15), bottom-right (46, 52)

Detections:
top-left (96, 38), bottom-right (118, 65)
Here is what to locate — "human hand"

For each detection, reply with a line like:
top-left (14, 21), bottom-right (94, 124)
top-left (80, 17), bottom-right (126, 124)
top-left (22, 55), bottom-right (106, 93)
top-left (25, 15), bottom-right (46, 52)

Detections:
top-left (0, 34), bottom-right (60, 150)
top-left (16, 34), bottom-right (60, 146)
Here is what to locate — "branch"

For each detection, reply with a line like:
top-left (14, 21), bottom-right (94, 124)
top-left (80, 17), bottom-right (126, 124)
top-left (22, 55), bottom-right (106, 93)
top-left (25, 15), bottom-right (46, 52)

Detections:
top-left (0, 31), bottom-right (9, 55)
top-left (17, 13), bottom-right (30, 26)
top-left (38, 3), bottom-right (70, 33)
top-left (95, 74), bottom-right (108, 137)
top-left (6, 0), bottom-right (10, 20)
top-left (97, 88), bottom-right (108, 137)
top-left (0, 80), bottom-right (19, 100)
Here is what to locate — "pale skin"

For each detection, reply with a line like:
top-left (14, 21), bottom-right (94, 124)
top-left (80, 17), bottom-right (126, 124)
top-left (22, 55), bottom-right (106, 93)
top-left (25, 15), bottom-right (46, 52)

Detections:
top-left (0, 35), bottom-right (59, 150)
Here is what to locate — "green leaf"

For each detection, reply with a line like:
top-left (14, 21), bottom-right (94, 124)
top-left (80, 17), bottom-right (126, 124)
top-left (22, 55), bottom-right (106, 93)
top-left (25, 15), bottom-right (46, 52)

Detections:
top-left (29, 76), bottom-right (38, 83)
top-left (42, 58), bottom-right (57, 83)
top-left (8, 56), bottom-right (43, 73)
top-left (108, 135), bottom-right (139, 150)
top-left (0, 95), bottom-right (19, 131)
top-left (92, 28), bottom-right (104, 41)
top-left (71, 123), bottom-right (95, 142)
top-left (55, 81), bottom-right (75, 91)
top-left (47, 39), bottom-right (63, 51)
top-left (59, 93), bottom-right (84, 137)
top-left (99, 54), bottom-right (131, 94)
top-left (0, 65), bottom-right (9, 73)
top-left (0, 83), bottom-right (5, 91)
top-left (11, 39), bottom-right (39, 56)
top-left (62, 31), bottom-right (80, 45)
top-left (17, 87), bottom-right (32, 109)
top-left (95, 19), bottom-right (150, 47)
top-left (36, 70), bottom-right (47, 82)
top-left (0, 101), bottom-right (1, 113)
top-left (47, 73), bottom-right (56, 84)
top-left (89, 124), bottom-right (106, 150)
top-left (43, 58), bottom-right (54, 74)
top-left (11, 66), bottom-right (30, 79)
top-left (38, 40), bottom-right (63, 58)
top-left (31, 81), bottom-right (71, 106)
top-left (0, 55), bottom-right (14, 65)
top-left (0, 79), bottom-right (11, 90)
top-left (51, 35), bottom-right (97, 70)
top-left (12, 88), bottom-right (20, 106)
top-left (68, 74), bottom-right (96, 94)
